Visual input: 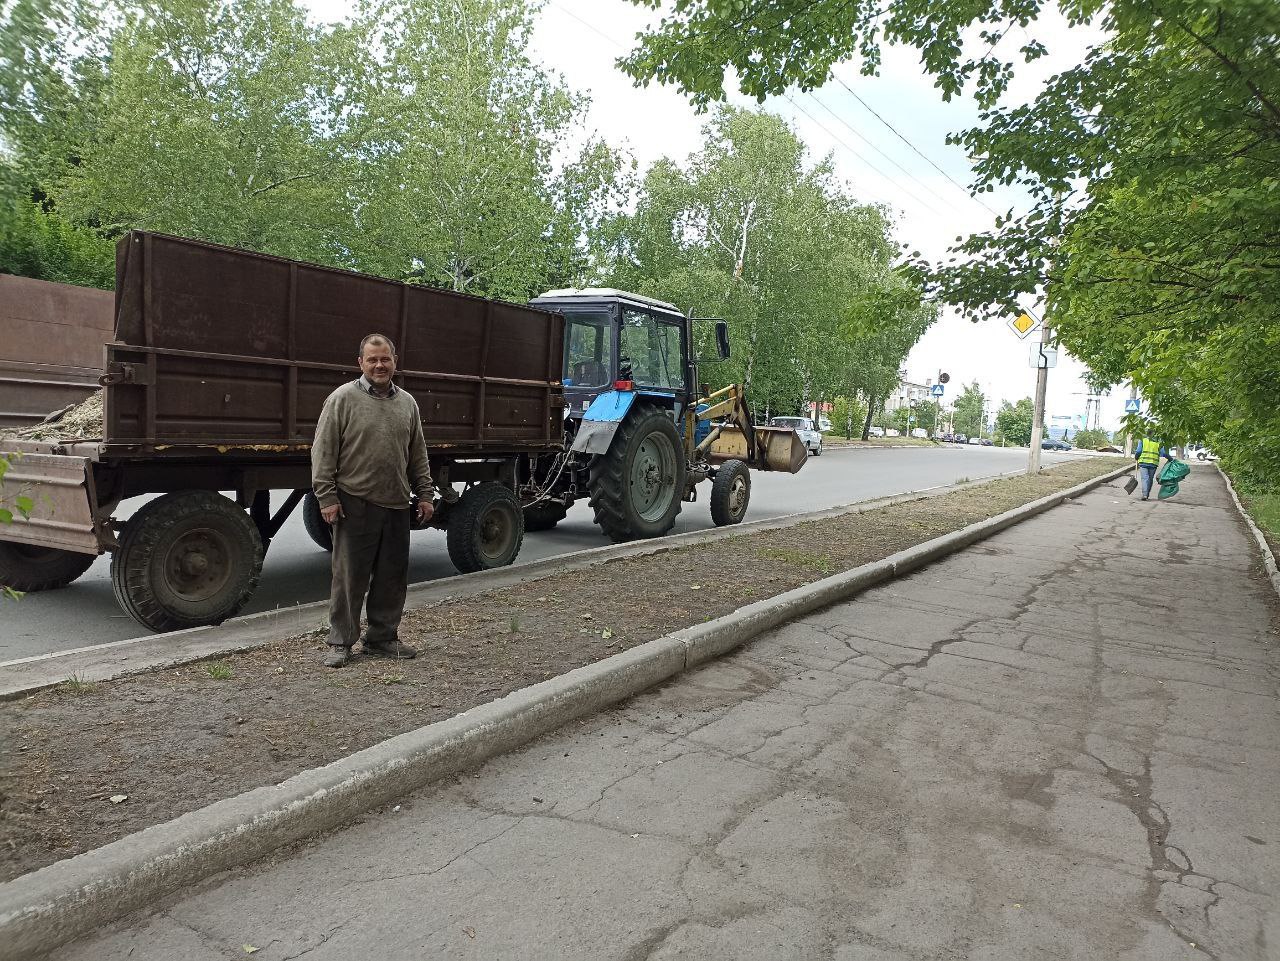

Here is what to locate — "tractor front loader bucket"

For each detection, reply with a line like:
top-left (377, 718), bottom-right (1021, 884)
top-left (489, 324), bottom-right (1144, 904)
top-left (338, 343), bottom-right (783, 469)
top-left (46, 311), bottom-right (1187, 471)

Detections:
top-left (709, 425), bottom-right (807, 473)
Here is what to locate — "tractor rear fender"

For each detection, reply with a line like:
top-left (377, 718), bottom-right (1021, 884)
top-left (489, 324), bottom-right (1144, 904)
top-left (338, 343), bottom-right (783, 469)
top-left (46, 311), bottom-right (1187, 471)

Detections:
top-left (570, 390), bottom-right (677, 456)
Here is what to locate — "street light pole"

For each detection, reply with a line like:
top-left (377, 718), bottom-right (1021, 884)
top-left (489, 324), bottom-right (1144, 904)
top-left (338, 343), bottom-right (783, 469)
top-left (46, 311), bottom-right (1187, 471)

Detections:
top-left (1028, 324), bottom-right (1051, 474)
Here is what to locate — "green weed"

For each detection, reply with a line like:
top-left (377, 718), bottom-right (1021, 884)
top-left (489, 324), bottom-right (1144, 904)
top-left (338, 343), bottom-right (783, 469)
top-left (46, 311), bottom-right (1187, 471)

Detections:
top-left (59, 674), bottom-right (96, 695)
top-left (205, 660), bottom-right (233, 680)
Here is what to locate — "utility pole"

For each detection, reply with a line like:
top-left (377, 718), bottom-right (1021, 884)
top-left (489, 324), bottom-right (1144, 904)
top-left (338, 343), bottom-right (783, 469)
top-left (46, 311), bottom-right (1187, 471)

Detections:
top-left (1028, 324), bottom-right (1051, 474)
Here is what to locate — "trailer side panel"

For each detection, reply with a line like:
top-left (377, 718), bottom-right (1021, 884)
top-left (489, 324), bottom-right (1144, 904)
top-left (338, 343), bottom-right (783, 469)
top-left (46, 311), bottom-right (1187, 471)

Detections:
top-left (0, 274), bottom-right (114, 430)
top-left (108, 232), bottom-right (564, 453)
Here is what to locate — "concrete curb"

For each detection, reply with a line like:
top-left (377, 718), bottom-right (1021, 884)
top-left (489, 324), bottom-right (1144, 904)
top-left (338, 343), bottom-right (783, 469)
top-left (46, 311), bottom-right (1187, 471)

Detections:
top-left (1218, 466), bottom-right (1280, 599)
top-left (0, 459), bottom-right (1103, 699)
top-left (0, 463), bottom-right (1131, 960)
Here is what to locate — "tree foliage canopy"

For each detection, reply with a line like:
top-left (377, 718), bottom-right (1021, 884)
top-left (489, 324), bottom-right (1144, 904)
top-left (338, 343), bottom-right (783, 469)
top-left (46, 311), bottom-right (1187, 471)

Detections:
top-left (605, 106), bottom-right (934, 420)
top-left (0, 0), bottom-right (628, 299)
top-left (623, 0), bottom-right (1280, 481)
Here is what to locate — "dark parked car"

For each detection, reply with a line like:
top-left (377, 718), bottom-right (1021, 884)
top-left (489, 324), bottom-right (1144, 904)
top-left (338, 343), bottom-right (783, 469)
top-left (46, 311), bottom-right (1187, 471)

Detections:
top-left (980, 438), bottom-right (994, 446)
top-left (1041, 439), bottom-right (1072, 451)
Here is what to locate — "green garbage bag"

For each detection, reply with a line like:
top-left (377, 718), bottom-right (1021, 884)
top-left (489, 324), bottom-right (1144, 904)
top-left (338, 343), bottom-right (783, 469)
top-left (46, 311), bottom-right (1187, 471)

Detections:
top-left (1156, 458), bottom-right (1190, 500)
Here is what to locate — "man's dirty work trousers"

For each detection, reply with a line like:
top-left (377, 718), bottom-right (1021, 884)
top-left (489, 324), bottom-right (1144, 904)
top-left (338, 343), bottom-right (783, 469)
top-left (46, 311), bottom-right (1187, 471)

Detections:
top-left (326, 490), bottom-right (411, 649)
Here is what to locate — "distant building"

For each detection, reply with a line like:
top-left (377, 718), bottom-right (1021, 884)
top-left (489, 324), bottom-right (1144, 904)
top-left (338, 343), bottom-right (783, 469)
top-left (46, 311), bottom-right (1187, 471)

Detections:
top-left (885, 376), bottom-right (930, 412)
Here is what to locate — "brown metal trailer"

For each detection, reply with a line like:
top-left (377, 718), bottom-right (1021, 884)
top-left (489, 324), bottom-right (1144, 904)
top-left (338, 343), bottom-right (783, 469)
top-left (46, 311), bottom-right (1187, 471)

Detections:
top-left (0, 274), bottom-right (114, 430)
top-left (0, 231), bottom-right (565, 632)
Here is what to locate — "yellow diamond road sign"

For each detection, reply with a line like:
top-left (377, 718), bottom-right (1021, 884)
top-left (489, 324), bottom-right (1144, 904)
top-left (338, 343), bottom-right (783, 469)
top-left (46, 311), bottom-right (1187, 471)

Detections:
top-left (1008, 310), bottom-right (1040, 340)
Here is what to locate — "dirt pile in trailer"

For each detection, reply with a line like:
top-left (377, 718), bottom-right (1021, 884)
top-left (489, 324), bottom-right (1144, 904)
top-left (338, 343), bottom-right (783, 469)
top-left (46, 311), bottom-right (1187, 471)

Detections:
top-left (6, 391), bottom-right (105, 440)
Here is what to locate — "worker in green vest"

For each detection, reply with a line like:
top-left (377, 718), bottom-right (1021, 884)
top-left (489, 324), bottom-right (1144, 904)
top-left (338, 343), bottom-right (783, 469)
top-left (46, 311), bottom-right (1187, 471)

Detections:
top-left (1133, 434), bottom-right (1169, 501)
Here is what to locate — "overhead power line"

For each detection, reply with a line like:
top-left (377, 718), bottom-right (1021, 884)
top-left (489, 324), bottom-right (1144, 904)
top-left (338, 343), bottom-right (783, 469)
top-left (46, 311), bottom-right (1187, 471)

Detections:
top-left (834, 76), bottom-right (1000, 217)
top-left (783, 94), bottom-right (946, 218)
top-left (806, 91), bottom-right (966, 214)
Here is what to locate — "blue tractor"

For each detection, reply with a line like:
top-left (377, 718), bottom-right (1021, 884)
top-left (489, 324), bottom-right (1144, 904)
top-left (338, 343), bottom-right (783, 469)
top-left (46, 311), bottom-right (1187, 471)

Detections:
top-left (523, 289), bottom-right (807, 542)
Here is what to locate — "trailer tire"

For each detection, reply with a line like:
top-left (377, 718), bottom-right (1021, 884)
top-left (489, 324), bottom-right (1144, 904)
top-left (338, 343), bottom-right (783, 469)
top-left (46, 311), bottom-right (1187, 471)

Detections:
top-left (523, 501), bottom-right (568, 532)
top-left (447, 482), bottom-right (524, 574)
top-left (111, 491), bottom-right (264, 633)
top-left (301, 492), bottom-right (333, 552)
top-left (709, 459), bottom-right (751, 527)
top-left (0, 543), bottom-right (97, 592)
top-left (588, 406), bottom-right (686, 542)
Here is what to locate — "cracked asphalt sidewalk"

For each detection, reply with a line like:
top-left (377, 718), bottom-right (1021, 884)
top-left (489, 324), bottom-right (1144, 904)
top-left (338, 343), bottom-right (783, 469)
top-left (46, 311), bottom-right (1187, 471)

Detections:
top-left (52, 469), bottom-right (1280, 961)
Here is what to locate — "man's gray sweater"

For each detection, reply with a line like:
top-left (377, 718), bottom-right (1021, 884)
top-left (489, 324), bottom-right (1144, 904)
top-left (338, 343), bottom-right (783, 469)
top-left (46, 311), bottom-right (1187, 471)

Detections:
top-left (311, 381), bottom-right (434, 510)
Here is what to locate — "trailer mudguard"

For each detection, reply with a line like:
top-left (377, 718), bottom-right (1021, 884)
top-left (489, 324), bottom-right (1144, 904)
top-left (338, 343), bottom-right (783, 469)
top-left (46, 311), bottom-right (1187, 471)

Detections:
top-left (570, 390), bottom-right (637, 455)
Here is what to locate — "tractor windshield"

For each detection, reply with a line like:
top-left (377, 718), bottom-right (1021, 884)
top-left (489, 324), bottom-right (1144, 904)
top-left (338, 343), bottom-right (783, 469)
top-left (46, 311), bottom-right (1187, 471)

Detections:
top-left (621, 308), bottom-right (683, 391)
top-left (563, 311), bottom-right (612, 388)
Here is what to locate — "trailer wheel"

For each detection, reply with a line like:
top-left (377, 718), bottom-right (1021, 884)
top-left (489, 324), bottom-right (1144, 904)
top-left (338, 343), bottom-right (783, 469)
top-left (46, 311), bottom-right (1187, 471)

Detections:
top-left (111, 491), bottom-right (263, 632)
top-left (447, 482), bottom-right (524, 574)
top-left (588, 406), bottom-right (686, 542)
top-left (523, 501), bottom-right (568, 532)
top-left (301, 492), bottom-right (333, 552)
top-left (709, 459), bottom-right (751, 527)
top-left (0, 543), bottom-right (97, 592)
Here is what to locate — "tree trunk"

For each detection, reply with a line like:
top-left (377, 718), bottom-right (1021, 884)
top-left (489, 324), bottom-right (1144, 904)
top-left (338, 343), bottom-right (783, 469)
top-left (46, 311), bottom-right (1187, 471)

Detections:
top-left (861, 394), bottom-right (876, 441)
top-left (844, 399), bottom-right (853, 440)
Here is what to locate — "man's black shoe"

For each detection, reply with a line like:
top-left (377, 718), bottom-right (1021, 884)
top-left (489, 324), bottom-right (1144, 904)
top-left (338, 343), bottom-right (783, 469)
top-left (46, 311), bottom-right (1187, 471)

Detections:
top-left (362, 638), bottom-right (417, 659)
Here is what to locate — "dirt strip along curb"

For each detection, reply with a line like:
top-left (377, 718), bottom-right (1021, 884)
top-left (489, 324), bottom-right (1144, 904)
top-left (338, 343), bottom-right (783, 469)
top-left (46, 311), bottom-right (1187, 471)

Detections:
top-left (0, 461), bottom-right (1057, 699)
top-left (0, 463), bottom-right (1131, 961)
top-left (1219, 465), bottom-right (1280, 599)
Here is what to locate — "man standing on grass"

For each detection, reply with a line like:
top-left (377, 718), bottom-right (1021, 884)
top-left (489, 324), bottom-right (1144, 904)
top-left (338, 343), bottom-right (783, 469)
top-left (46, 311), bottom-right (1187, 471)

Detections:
top-left (1134, 432), bottom-right (1170, 502)
top-left (311, 333), bottom-right (435, 668)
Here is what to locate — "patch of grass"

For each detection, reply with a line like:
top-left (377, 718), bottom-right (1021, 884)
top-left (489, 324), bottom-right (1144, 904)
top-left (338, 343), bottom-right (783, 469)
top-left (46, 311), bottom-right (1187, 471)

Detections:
top-left (954, 476), bottom-right (971, 485)
top-left (756, 547), bottom-right (834, 576)
top-left (383, 674), bottom-right (405, 685)
top-left (509, 615), bottom-right (521, 634)
top-left (58, 674), bottom-right (96, 695)
top-left (1241, 490), bottom-right (1280, 546)
top-left (204, 660), bottom-right (233, 681)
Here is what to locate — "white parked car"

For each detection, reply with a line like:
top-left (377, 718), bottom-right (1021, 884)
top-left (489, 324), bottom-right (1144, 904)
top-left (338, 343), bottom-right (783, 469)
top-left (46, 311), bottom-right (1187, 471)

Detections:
top-left (770, 416), bottom-right (823, 456)
top-left (910, 428), bottom-right (928, 439)
top-left (1192, 446), bottom-right (1219, 461)
top-left (867, 426), bottom-right (885, 437)
top-left (817, 415), bottom-right (832, 433)
top-left (885, 428), bottom-right (901, 437)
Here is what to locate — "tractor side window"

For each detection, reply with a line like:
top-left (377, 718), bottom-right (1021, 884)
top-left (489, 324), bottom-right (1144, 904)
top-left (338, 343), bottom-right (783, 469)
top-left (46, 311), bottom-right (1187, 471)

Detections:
top-left (622, 308), bottom-right (683, 391)
top-left (563, 312), bottom-right (610, 387)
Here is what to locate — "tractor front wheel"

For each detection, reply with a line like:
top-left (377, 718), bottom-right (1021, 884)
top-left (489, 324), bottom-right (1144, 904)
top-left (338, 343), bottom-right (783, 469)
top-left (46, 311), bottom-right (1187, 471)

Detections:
top-left (709, 459), bottom-right (751, 527)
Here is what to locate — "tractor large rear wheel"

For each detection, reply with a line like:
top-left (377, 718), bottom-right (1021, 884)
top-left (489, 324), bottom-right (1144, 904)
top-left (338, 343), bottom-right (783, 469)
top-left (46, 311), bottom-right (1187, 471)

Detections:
top-left (111, 491), bottom-right (264, 632)
top-left (588, 407), bottom-right (686, 543)
top-left (0, 542), bottom-right (96, 592)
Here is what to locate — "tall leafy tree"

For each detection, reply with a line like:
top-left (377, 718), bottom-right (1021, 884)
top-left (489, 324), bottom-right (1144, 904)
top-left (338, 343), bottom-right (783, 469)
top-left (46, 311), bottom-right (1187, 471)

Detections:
top-left (606, 105), bottom-right (930, 418)
top-left (344, 0), bottom-right (621, 297)
top-left (950, 381), bottom-right (985, 437)
top-left (622, 0), bottom-right (1280, 480)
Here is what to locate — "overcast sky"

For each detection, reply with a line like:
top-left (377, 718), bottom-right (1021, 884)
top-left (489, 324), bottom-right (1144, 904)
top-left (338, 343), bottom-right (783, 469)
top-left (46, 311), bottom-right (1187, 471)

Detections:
top-left (305, 0), bottom-right (1127, 430)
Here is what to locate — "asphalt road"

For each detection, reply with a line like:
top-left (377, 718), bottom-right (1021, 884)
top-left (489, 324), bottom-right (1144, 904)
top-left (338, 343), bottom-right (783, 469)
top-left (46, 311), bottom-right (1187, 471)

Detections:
top-left (0, 445), bottom-right (1093, 661)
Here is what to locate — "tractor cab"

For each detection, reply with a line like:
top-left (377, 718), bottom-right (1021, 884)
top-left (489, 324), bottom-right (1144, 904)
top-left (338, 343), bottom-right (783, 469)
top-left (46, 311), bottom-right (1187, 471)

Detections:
top-left (530, 288), bottom-right (694, 423)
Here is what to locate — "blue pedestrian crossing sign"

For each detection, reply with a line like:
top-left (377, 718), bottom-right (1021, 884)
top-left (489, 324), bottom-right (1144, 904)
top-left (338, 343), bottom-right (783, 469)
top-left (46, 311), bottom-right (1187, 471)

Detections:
top-left (1124, 398), bottom-right (1142, 414)
top-left (930, 384), bottom-right (945, 398)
